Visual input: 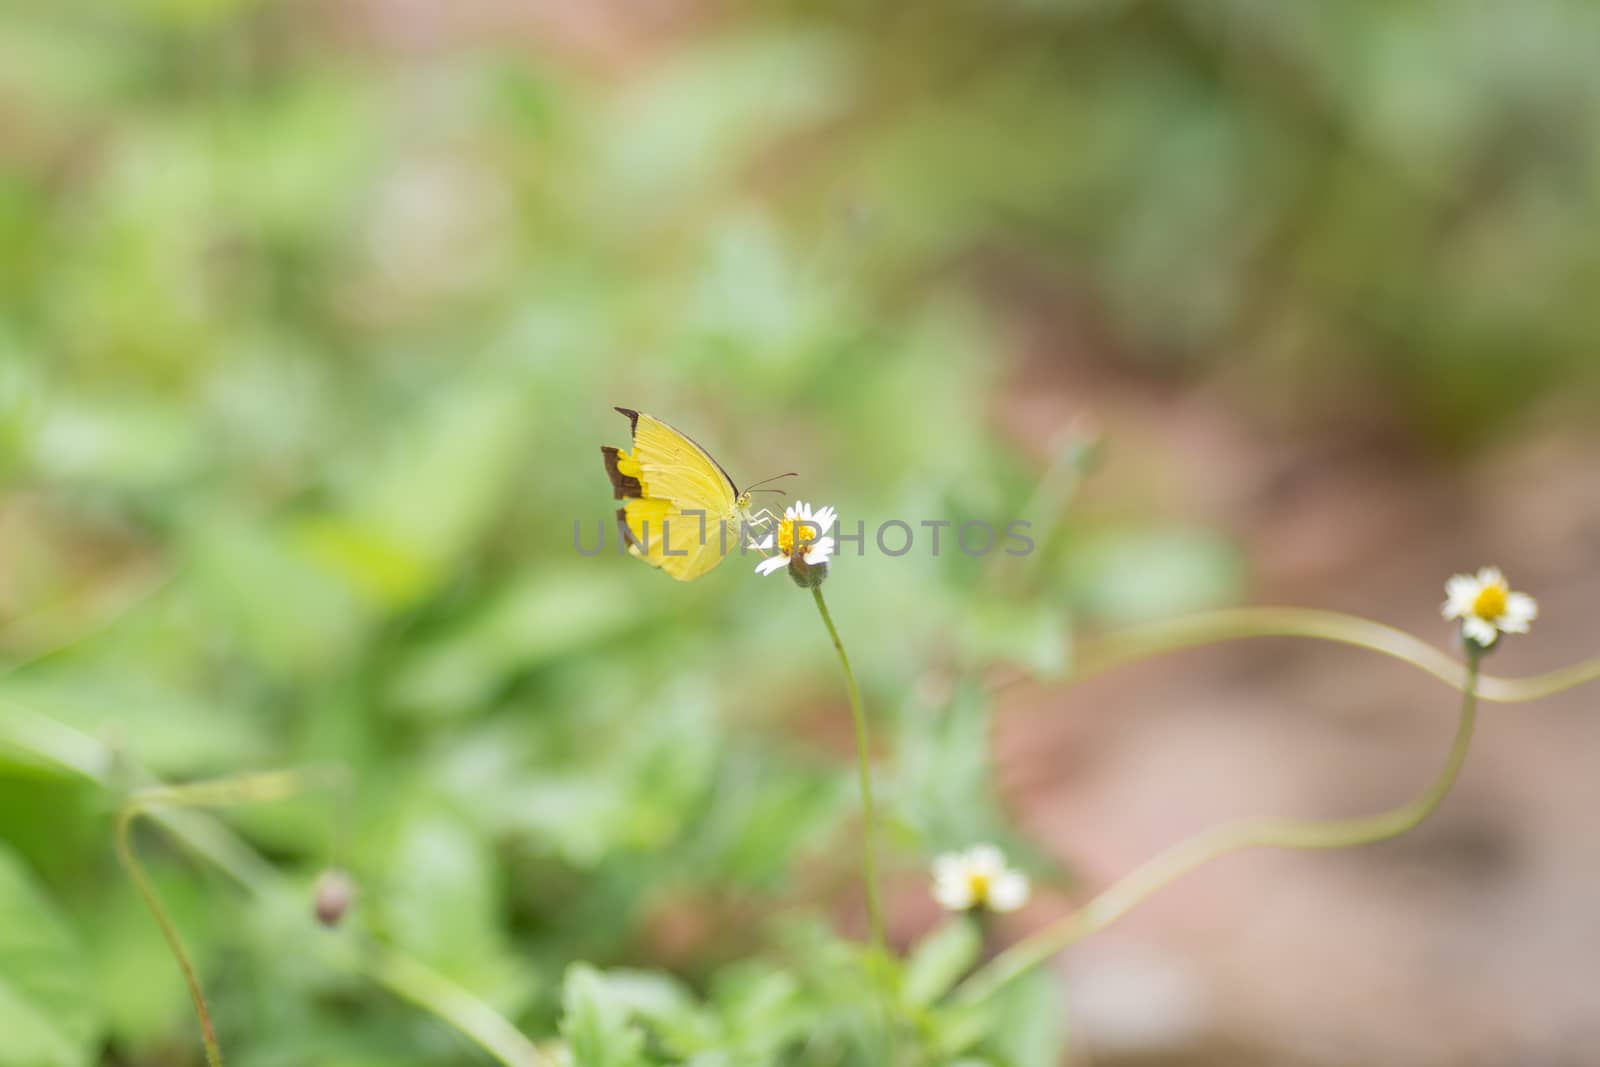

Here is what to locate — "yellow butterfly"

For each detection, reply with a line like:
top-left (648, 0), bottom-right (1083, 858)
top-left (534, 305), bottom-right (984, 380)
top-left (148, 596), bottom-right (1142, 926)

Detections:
top-left (601, 407), bottom-right (789, 581)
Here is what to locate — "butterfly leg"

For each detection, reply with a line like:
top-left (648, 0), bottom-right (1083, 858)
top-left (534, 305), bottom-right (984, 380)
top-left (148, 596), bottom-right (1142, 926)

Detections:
top-left (743, 509), bottom-right (777, 552)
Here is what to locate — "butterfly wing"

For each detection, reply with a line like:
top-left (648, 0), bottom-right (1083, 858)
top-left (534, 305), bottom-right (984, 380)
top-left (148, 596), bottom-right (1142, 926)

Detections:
top-left (602, 408), bottom-right (742, 581)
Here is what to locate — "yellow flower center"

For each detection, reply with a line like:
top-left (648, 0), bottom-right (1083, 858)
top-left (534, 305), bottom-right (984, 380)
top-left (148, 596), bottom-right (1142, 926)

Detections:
top-left (776, 517), bottom-right (817, 558)
top-left (966, 870), bottom-right (991, 906)
top-left (1473, 582), bottom-right (1508, 621)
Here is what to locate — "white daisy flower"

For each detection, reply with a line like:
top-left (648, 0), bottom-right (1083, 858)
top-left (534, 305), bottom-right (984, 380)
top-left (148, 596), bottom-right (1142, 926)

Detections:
top-left (753, 500), bottom-right (836, 578)
top-left (1442, 566), bottom-right (1538, 648)
top-left (931, 844), bottom-right (1030, 914)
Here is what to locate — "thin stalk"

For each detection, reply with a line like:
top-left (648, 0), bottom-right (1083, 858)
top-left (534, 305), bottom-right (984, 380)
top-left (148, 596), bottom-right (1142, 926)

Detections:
top-left (811, 585), bottom-right (887, 954)
top-left (115, 804), bottom-right (224, 1067)
top-left (995, 606), bottom-right (1599, 704)
top-left (957, 652), bottom-right (1483, 1007)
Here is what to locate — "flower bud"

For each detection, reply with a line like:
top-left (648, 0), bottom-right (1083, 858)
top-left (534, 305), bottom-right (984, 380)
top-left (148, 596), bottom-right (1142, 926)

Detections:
top-left (789, 556), bottom-right (827, 588)
top-left (313, 868), bottom-right (355, 927)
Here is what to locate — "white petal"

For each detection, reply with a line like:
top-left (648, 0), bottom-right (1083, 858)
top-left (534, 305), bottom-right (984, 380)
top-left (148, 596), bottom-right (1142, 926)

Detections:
top-left (1505, 591), bottom-right (1538, 622)
top-left (1442, 576), bottom-right (1478, 618)
top-left (931, 854), bottom-right (966, 883)
top-left (1462, 616), bottom-right (1497, 646)
top-left (1497, 592), bottom-right (1537, 633)
top-left (813, 506), bottom-right (836, 531)
top-left (1476, 566), bottom-right (1505, 587)
top-left (754, 556), bottom-right (788, 576)
top-left (804, 538), bottom-right (834, 565)
top-left (987, 871), bottom-right (1031, 913)
top-left (965, 844), bottom-right (1005, 876)
top-left (783, 503), bottom-right (799, 521)
top-left (932, 876), bottom-right (975, 912)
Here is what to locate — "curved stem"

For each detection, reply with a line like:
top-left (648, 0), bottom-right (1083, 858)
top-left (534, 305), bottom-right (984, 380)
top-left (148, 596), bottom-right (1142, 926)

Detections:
top-left (957, 653), bottom-right (1483, 1006)
top-left (112, 769), bottom-right (550, 1067)
top-left (811, 585), bottom-right (887, 956)
top-left (3, 719), bottom-right (553, 1067)
top-left (1004, 607), bottom-right (1598, 703)
top-left (112, 771), bottom-right (346, 1067)
top-left (115, 804), bottom-right (225, 1067)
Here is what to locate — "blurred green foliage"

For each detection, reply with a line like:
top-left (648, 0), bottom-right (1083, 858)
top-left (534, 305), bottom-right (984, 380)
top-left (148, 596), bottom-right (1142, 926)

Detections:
top-left (2, 0), bottom-right (1595, 1063)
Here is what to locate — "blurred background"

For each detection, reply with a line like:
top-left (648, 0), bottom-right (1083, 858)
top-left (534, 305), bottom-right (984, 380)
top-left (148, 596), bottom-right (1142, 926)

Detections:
top-left (4, 1), bottom-right (1600, 1064)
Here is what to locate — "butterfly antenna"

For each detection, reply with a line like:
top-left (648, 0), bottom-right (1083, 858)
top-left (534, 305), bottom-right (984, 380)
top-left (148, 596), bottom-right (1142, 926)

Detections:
top-left (742, 471), bottom-right (798, 493)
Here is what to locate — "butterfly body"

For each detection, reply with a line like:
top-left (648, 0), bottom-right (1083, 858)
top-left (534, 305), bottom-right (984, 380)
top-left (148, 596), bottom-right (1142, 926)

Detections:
top-left (602, 407), bottom-right (763, 581)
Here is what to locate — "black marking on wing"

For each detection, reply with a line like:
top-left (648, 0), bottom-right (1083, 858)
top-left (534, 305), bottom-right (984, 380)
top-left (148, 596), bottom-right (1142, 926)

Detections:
top-left (616, 507), bottom-right (639, 547)
top-left (601, 445), bottom-right (642, 499)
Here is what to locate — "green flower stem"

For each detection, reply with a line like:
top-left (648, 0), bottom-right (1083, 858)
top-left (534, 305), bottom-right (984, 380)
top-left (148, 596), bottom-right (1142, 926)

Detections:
top-left (956, 652), bottom-right (1483, 1007)
top-left (1000, 606), bottom-right (1600, 704)
top-left (811, 584), bottom-right (887, 956)
top-left (0, 713), bottom-right (548, 1067)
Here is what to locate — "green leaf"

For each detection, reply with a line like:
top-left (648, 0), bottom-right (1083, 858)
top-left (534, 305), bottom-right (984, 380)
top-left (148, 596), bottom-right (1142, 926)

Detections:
top-left (385, 570), bottom-right (643, 719)
top-left (561, 964), bottom-right (647, 1067)
top-left (589, 969), bottom-right (716, 1056)
top-left (186, 515), bottom-right (365, 681)
top-left (707, 961), bottom-right (807, 1058)
top-left (377, 810), bottom-right (529, 1008)
top-left (0, 678), bottom-right (270, 779)
top-left (985, 969), bottom-right (1066, 1067)
top-left (0, 843), bottom-right (99, 1067)
top-left (890, 681), bottom-right (1032, 857)
top-left (903, 919), bottom-right (981, 1009)
top-left (26, 397), bottom-right (200, 490)
top-left (695, 760), bottom-right (845, 889)
top-left (341, 381), bottom-right (532, 609)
